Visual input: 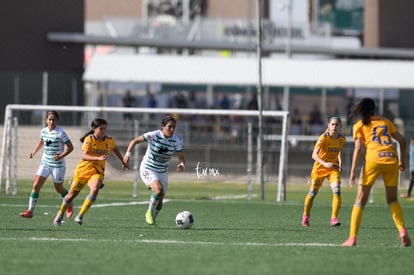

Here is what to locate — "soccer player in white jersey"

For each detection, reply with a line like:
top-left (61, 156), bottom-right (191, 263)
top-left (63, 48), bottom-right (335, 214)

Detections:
top-left (20, 111), bottom-right (74, 219)
top-left (123, 115), bottom-right (185, 225)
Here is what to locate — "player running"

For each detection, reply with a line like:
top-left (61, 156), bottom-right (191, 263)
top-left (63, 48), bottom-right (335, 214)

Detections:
top-left (20, 110), bottom-right (74, 219)
top-left (123, 115), bottom-right (185, 225)
top-left (53, 118), bottom-right (127, 226)
top-left (302, 115), bottom-right (346, 227)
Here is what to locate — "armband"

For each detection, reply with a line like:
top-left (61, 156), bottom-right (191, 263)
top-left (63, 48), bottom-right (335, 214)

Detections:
top-left (125, 151), bottom-right (131, 157)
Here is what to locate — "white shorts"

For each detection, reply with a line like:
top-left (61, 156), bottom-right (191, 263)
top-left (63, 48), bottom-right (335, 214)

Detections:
top-left (36, 163), bottom-right (66, 184)
top-left (140, 165), bottom-right (168, 194)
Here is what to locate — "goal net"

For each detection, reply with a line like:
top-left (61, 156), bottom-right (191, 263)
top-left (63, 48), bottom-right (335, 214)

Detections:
top-left (0, 104), bottom-right (289, 201)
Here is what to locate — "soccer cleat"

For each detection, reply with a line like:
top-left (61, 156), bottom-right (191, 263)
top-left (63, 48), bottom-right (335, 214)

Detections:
top-left (330, 218), bottom-right (341, 227)
top-left (400, 193), bottom-right (410, 198)
top-left (399, 229), bottom-right (411, 247)
top-left (301, 214), bottom-right (310, 227)
top-left (53, 213), bottom-right (63, 227)
top-left (74, 215), bottom-right (83, 225)
top-left (342, 237), bottom-right (356, 247)
top-left (20, 210), bottom-right (33, 218)
top-left (145, 210), bottom-right (154, 225)
top-left (66, 203), bottom-right (74, 219)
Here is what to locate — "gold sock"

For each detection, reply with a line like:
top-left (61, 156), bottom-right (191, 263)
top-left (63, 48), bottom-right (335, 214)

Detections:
top-left (79, 195), bottom-right (96, 216)
top-left (303, 194), bottom-right (314, 216)
top-left (349, 205), bottom-right (364, 238)
top-left (331, 194), bottom-right (341, 218)
top-left (389, 202), bottom-right (405, 231)
top-left (58, 199), bottom-right (71, 215)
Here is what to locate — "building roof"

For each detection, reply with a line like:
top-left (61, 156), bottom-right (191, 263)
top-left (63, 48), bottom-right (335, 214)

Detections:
top-left (83, 54), bottom-right (414, 89)
top-left (49, 32), bottom-right (414, 59)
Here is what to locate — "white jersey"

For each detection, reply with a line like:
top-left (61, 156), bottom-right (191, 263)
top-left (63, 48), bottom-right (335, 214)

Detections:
top-left (141, 129), bottom-right (183, 173)
top-left (39, 125), bottom-right (71, 168)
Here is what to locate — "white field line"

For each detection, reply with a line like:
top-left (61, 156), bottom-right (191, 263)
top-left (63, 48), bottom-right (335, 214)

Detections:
top-left (0, 194), bottom-right (258, 208)
top-left (4, 200), bottom-right (414, 208)
top-left (92, 200), bottom-right (158, 207)
top-left (211, 194), bottom-right (258, 200)
top-left (0, 236), bottom-right (339, 247)
top-left (0, 200), bottom-right (160, 208)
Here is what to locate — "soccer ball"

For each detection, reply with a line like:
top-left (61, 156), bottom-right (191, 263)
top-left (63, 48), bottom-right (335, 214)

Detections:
top-left (175, 211), bottom-right (194, 229)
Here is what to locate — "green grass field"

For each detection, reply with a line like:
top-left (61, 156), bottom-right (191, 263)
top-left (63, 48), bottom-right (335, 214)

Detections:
top-left (1, 180), bottom-right (413, 275)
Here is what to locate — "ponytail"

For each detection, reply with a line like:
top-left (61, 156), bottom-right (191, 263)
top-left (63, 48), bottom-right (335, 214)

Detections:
top-left (80, 130), bottom-right (94, 143)
top-left (80, 118), bottom-right (108, 143)
top-left (350, 98), bottom-right (375, 125)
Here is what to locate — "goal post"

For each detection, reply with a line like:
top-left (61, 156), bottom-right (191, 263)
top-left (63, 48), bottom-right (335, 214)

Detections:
top-left (0, 104), bottom-right (289, 201)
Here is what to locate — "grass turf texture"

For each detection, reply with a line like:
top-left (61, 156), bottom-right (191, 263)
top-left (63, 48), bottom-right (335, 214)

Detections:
top-left (1, 180), bottom-right (414, 275)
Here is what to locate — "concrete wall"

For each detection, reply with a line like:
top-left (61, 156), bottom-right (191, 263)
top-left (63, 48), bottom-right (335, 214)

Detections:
top-left (0, 126), bottom-right (132, 183)
top-left (364, 0), bottom-right (414, 48)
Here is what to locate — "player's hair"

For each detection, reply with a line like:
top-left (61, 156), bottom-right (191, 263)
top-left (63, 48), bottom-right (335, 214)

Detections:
top-left (328, 115), bottom-right (341, 124)
top-left (80, 118), bottom-right (108, 143)
top-left (161, 115), bottom-right (176, 128)
top-left (46, 110), bottom-right (59, 120)
top-left (350, 97), bottom-right (375, 125)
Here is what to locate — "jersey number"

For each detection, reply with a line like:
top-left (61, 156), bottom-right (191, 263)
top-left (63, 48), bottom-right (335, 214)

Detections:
top-left (372, 126), bottom-right (392, 145)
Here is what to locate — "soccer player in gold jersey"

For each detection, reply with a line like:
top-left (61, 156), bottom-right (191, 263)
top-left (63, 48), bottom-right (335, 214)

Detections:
top-left (53, 118), bottom-right (127, 226)
top-left (302, 115), bottom-right (346, 227)
top-left (342, 98), bottom-right (411, 247)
